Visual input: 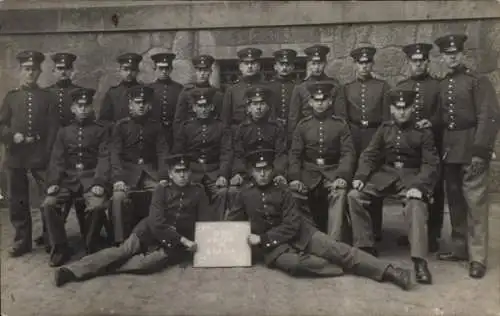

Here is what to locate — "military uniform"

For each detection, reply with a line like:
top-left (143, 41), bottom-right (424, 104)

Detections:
top-left (347, 89), bottom-right (439, 284)
top-left (148, 53), bottom-right (183, 144)
top-left (173, 88), bottom-right (232, 220)
top-left (99, 53), bottom-right (143, 122)
top-left (434, 34), bottom-right (500, 278)
top-left (110, 86), bottom-right (170, 244)
top-left (288, 83), bottom-right (356, 239)
top-left (221, 48), bottom-right (266, 127)
top-left (226, 149), bottom-right (411, 290)
top-left (287, 45), bottom-right (345, 139)
top-left (54, 154), bottom-right (210, 287)
top-left (174, 55), bottom-right (223, 132)
top-left (0, 51), bottom-right (60, 256)
top-left (397, 43), bottom-right (444, 247)
top-left (42, 89), bottom-right (110, 265)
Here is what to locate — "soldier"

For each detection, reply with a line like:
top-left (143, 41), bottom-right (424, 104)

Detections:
top-left (173, 87), bottom-right (231, 220)
top-left (267, 49), bottom-right (300, 136)
top-left (110, 85), bottom-right (170, 245)
top-left (287, 44), bottom-right (345, 140)
top-left (344, 45), bottom-right (391, 242)
top-left (288, 82), bottom-right (356, 240)
top-left (397, 43), bottom-right (443, 252)
top-left (99, 53), bottom-right (142, 123)
top-left (221, 47), bottom-right (266, 127)
top-left (0, 50), bottom-right (60, 257)
top-left (148, 53), bottom-right (183, 144)
top-left (434, 34), bottom-right (500, 279)
top-left (54, 154), bottom-right (209, 287)
top-left (226, 149), bottom-right (412, 291)
top-left (42, 88), bottom-right (110, 266)
top-left (347, 89), bottom-right (439, 284)
top-left (174, 55), bottom-right (223, 131)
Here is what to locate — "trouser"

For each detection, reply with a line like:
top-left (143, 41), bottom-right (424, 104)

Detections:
top-left (8, 168), bottom-right (46, 249)
top-left (199, 174), bottom-right (228, 221)
top-left (110, 174), bottom-right (157, 244)
top-left (65, 233), bottom-right (170, 280)
top-left (444, 163), bottom-right (490, 265)
top-left (347, 181), bottom-right (429, 259)
top-left (428, 173), bottom-right (445, 240)
top-left (307, 180), bottom-right (349, 241)
top-left (42, 188), bottom-right (108, 254)
top-left (272, 231), bottom-right (388, 280)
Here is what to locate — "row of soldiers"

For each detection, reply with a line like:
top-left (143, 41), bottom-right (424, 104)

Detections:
top-left (0, 33), bottom-right (498, 287)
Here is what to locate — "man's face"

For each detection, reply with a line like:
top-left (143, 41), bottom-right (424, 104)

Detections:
top-left (356, 61), bottom-right (373, 77)
top-left (19, 64), bottom-right (41, 86)
top-left (247, 100), bottom-right (269, 120)
top-left (195, 68), bottom-right (212, 84)
top-left (169, 166), bottom-right (191, 187)
top-left (192, 103), bottom-right (213, 119)
top-left (53, 65), bottom-right (73, 81)
top-left (391, 104), bottom-right (413, 124)
top-left (119, 65), bottom-right (139, 82)
top-left (129, 98), bottom-right (151, 117)
top-left (308, 60), bottom-right (326, 76)
top-left (274, 61), bottom-right (295, 77)
top-left (71, 102), bottom-right (94, 121)
top-left (442, 51), bottom-right (464, 69)
top-left (309, 98), bottom-right (332, 113)
top-left (239, 60), bottom-right (260, 77)
top-left (154, 64), bottom-right (171, 81)
top-left (408, 58), bottom-right (429, 76)
top-left (251, 165), bottom-right (273, 186)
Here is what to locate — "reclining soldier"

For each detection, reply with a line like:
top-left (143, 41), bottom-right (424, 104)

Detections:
top-left (54, 154), bottom-right (209, 287)
top-left (226, 149), bottom-right (412, 291)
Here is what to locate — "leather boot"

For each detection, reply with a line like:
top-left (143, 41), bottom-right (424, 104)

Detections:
top-left (382, 265), bottom-right (412, 291)
top-left (412, 257), bottom-right (432, 284)
top-left (54, 267), bottom-right (76, 287)
top-left (469, 261), bottom-right (486, 279)
top-left (49, 244), bottom-right (72, 267)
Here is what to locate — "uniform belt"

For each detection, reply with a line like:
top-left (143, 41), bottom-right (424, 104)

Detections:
top-left (386, 161), bottom-right (420, 169)
top-left (445, 121), bottom-right (476, 131)
top-left (305, 157), bottom-right (338, 166)
top-left (351, 121), bottom-right (381, 128)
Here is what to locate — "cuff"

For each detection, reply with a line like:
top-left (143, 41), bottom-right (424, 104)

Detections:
top-left (472, 145), bottom-right (492, 160)
top-left (259, 234), bottom-right (281, 249)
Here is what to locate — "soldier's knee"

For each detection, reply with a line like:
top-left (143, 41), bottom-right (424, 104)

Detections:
top-left (347, 189), bottom-right (362, 202)
top-left (112, 191), bottom-right (128, 202)
top-left (41, 196), bottom-right (58, 209)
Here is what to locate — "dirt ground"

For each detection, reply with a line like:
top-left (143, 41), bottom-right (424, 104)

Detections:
top-left (1, 201), bottom-right (499, 316)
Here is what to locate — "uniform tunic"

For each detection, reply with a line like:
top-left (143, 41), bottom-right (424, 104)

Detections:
top-left (45, 80), bottom-right (82, 127)
top-left (267, 75), bottom-right (298, 132)
top-left (99, 80), bottom-right (141, 123)
top-left (148, 78), bottom-right (184, 131)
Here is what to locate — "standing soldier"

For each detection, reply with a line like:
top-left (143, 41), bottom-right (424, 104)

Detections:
top-left (42, 88), bottom-right (110, 266)
top-left (110, 85), bottom-right (170, 245)
top-left (287, 45), bottom-right (345, 140)
top-left (267, 49), bottom-right (300, 138)
top-left (99, 53), bottom-right (142, 123)
top-left (174, 55), bottom-right (223, 131)
top-left (288, 82), bottom-right (356, 240)
top-left (221, 47), bottom-right (266, 128)
top-left (0, 50), bottom-right (59, 257)
top-left (434, 34), bottom-right (500, 279)
top-left (344, 45), bottom-right (391, 242)
top-left (347, 89), bottom-right (439, 284)
top-left (148, 53), bottom-right (183, 145)
top-left (173, 87), bottom-right (232, 220)
top-left (397, 43), bottom-right (443, 252)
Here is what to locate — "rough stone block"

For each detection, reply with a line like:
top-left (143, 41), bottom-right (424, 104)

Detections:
top-left (96, 32), bottom-right (152, 57)
top-left (172, 31), bottom-right (195, 60)
top-left (373, 47), bottom-right (406, 77)
top-left (370, 24), bottom-right (417, 47)
top-left (351, 25), bottom-right (372, 45)
top-left (210, 29), bottom-right (251, 47)
top-left (326, 58), bottom-right (355, 84)
top-left (150, 32), bottom-right (176, 49)
top-left (198, 31), bottom-right (216, 48)
top-left (320, 25), bottom-right (357, 58)
top-left (414, 23), bottom-right (435, 43)
top-left (432, 22), bottom-right (468, 39)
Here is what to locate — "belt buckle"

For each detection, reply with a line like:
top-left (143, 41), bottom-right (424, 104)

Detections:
top-left (394, 161), bottom-right (404, 169)
top-left (75, 163), bottom-right (84, 170)
top-left (138, 158), bottom-right (144, 165)
top-left (316, 158), bottom-right (325, 166)
top-left (198, 158), bottom-right (206, 164)
top-left (361, 120), bottom-right (369, 127)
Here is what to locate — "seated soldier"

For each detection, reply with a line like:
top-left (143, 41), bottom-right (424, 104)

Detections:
top-left (347, 89), bottom-right (439, 284)
top-left (227, 149), bottom-right (412, 291)
top-left (53, 154), bottom-right (209, 287)
top-left (42, 88), bottom-right (110, 266)
top-left (173, 87), bottom-right (231, 220)
top-left (110, 85), bottom-right (170, 245)
top-left (288, 82), bottom-right (356, 240)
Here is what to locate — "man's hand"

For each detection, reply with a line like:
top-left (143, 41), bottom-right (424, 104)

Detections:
top-left (352, 180), bottom-right (364, 191)
top-left (91, 185), bottom-right (105, 196)
top-left (470, 156), bottom-right (487, 177)
top-left (230, 174), bottom-right (244, 186)
top-left (113, 181), bottom-right (127, 192)
top-left (247, 234), bottom-right (261, 246)
top-left (330, 178), bottom-right (347, 190)
top-left (180, 237), bottom-right (198, 252)
top-left (416, 119), bottom-right (432, 129)
top-left (215, 176), bottom-right (228, 188)
top-left (273, 175), bottom-right (287, 186)
top-left (289, 180), bottom-right (306, 193)
top-left (159, 179), bottom-right (168, 186)
top-left (47, 185), bottom-right (60, 195)
top-left (13, 133), bottom-right (24, 144)
top-left (406, 188), bottom-right (423, 200)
